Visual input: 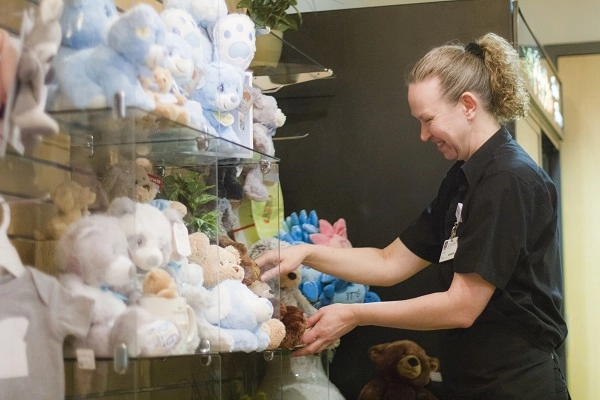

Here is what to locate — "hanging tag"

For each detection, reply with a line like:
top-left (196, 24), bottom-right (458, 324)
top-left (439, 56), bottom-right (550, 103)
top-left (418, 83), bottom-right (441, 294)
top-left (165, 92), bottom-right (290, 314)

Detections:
top-left (439, 237), bottom-right (458, 263)
top-left (173, 222), bottom-right (191, 257)
top-left (212, 111), bottom-right (234, 126)
top-left (76, 348), bottom-right (96, 370)
top-left (430, 371), bottom-right (443, 382)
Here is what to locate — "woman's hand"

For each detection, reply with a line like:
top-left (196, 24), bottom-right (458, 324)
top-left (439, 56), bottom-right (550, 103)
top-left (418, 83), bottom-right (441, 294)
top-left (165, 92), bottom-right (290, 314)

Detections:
top-left (291, 303), bottom-right (357, 357)
top-left (255, 243), bottom-right (312, 282)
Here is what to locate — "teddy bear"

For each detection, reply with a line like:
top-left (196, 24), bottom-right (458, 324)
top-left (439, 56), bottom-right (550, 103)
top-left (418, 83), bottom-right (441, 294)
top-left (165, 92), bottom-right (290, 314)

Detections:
top-left (140, 66), bottom-right (190, 125)
top-left (106, 197), bottom-right (177, 304)
top-left (160, 8), bottom-right (212, 104)
top-left (210, 13), bottom-right (256, 71)
top-left (242, 92), bottom-right (286, 201)
top-left (187, 231), bottom-right (280, 352)
top-left (358, 340), bottom-right (440, 400)
top-left (164, 0), bottom-right (228, 31)
top-left (45, 180), bottom-right (97, 240)
top-left (59, 0), bottom-right (118, 53)
top-left (8, 0), bottom-right (62, 154)
top-left (141, 266), bottom-right (202, 355)
top-left (190, 61), bottom-right (245, 144)
top-left (278, 302), bottom-right (307, 350)
top-left (56, 4), bottom-right (167, 111)
top-left (57, 214), bottom-right (180, 357)
top-left (248, 237), bottom-right (318, 317)
top-left (213, 235), bottom-right (260, 286)
top-left (143, 267), bottom-right (178, 299)
top-left (100, 157), bottom-right (161, 205)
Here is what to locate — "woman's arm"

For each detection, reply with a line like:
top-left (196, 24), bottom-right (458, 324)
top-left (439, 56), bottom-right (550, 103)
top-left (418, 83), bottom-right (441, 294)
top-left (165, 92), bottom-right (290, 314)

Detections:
top-left (256, 238), bottom-right (431, 286)
top-left (293, 271), bottom-right (496, 356)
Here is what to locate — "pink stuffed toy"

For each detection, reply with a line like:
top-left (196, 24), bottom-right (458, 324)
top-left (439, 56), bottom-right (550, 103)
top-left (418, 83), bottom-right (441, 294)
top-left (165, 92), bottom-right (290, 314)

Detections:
top-left (310, 218), bottom-right (352, 249)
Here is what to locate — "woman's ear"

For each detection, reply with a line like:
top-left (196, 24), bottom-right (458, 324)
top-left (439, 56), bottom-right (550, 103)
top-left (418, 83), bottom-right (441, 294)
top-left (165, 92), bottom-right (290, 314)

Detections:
top-left (460, 91), bottom-right (478, 118)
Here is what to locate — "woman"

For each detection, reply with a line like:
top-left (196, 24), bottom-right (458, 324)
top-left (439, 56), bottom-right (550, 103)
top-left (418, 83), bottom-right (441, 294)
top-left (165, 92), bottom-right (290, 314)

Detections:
top-left (256, 32), bottom-right (569, 399)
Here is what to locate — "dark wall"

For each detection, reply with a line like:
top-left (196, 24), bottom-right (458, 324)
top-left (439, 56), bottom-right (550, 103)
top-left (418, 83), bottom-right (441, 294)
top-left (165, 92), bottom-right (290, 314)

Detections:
top-left (271, 1), bottom-right (512, 398)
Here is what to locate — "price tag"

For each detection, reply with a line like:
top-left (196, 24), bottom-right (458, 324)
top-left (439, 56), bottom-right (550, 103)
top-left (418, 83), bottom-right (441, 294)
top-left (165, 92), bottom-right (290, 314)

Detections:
top-left (76, 348), bottom-right (96, 370)
top-left (173, 222), bottom-right (191, 256)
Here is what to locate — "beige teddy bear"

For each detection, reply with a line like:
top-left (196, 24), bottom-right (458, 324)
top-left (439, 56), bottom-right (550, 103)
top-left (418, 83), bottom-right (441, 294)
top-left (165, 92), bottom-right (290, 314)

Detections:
top-left (143, 267), bottom-right (178, 298)
top-left (140, 66), bottom-right (190, 125)
top-left (187, 231), bottom-right (285, 351)
top-left (46, 180), bottom-right (96, 239)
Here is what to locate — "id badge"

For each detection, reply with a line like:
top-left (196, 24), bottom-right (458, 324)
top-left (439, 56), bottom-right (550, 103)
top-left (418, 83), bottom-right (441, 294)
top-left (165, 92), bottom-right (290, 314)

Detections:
top-left (439, 237), bottom-right (458, 262)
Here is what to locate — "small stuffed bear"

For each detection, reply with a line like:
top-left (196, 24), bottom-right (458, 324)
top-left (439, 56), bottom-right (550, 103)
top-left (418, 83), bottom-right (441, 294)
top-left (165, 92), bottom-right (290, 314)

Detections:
top-left (45, 180), bottom-right (97, 240)
top-left (278, 302), bottom-right (307, 350)
top-left (140, 66), bottom-right (190, 125)
top-left (358, 340), bottom-right (440, 400)
top-left (213, 235), bottom-right (260, 286)
top-left (143, 267), bottom-right (178, 299)
top-left (248, 237), bottom-right (318, 317)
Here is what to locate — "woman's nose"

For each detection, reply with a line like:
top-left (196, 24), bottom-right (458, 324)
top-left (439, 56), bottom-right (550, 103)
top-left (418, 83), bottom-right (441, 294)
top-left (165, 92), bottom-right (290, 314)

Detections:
top-left (420, 123), bottom-right (431, 142)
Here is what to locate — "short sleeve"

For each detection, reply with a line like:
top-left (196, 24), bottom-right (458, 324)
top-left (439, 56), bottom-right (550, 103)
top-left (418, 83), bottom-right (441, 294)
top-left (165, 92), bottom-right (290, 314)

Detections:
top-left (453, 171), bottom-right (546, 289)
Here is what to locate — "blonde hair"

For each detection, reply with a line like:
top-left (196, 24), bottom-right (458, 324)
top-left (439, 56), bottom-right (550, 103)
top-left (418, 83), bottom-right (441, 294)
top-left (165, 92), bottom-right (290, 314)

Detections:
top-left (407, 33), bottom-right (529, 125)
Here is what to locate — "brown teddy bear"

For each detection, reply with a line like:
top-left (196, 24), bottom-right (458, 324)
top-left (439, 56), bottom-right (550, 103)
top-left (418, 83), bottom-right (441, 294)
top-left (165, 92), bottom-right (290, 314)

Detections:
top-left (140, 66), bottom-right (190, 125)
top-left (358, 340), bottom-right (440, 400)
top-left (278, 302), bottom-right (306, 350)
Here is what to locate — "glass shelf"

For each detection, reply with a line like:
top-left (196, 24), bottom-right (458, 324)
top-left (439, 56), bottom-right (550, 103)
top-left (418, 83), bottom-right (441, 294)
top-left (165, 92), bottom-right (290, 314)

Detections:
top-left (48, 107), bottom-right (279, 167)
top-left (248, 30), bottom-right (334, 93)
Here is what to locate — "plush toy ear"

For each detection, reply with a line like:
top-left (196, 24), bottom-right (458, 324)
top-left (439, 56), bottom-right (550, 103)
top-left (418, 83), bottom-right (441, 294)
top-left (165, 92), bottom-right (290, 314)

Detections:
top-left (332, 218), bottom-right (347, 238)
top-left (368, 343), bottom-right (388, 362)
top-left (318, 219), bottom-right (334, 237)
top-left (429, 356), bottom-right (440, 372)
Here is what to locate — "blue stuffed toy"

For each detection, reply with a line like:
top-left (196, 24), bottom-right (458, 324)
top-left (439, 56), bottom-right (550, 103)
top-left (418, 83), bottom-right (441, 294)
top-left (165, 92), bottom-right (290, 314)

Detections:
top-left (211, 13), bottom-right (256, 71)
top-left (56, 4), bottom-right (167, 111)
top-left (278, 209), bottom-right (320, 245)
top-left (59, 0), bottom-right (118, 52)
top-left (190, 61), bottom-right (245, 144)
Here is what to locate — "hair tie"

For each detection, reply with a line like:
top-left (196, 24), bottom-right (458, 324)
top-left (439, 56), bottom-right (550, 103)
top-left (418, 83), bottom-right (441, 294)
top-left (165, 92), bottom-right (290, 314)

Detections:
top-left (465, 42), bottom-right (485, 61)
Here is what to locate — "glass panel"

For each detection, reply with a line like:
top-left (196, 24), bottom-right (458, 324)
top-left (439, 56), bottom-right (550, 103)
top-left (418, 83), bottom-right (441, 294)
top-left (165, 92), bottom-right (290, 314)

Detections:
top-left (249, 30), bottom-right (334, 93)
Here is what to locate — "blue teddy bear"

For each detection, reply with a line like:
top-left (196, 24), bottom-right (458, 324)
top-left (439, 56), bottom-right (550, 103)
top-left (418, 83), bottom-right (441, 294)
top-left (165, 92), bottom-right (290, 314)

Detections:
top-left (56, 4), bottom-right (167, 111)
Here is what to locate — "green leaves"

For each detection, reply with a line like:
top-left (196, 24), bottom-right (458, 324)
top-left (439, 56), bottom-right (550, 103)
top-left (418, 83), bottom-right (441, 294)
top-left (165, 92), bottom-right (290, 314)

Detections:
top-left (157, 172), bottom-right (219, 236)
top-left (237, 0), bottom-right (302, 31)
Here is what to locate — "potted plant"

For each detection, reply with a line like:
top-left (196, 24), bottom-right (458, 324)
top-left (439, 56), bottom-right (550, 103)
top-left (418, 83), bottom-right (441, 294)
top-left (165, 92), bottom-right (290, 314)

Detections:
top-left (232, 0), bottom-right (303, 67)
top-left (235, 0), bottom-right (302, 32)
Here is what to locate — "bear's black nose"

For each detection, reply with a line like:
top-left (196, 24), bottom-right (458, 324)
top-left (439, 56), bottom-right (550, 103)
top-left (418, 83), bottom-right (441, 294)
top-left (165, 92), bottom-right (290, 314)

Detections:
top-left (287, 272), bottom-right (297, 280)
top-left (408, 357), bottom-right (419, 367)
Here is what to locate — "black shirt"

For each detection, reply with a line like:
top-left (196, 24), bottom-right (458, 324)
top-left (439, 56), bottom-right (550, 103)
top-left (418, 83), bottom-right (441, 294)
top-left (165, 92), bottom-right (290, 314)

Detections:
top-left (400, 127), bottom-right (568, 398)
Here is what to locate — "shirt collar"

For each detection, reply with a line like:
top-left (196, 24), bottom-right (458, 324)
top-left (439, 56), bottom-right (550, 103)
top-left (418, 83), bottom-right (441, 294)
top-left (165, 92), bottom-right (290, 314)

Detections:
top-left (460, 126), bottom-right (512, 186)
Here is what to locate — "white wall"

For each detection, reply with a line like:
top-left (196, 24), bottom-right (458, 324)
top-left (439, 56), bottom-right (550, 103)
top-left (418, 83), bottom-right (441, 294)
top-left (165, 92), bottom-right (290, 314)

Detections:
top-left (558, 53), bottom-right (600, 399)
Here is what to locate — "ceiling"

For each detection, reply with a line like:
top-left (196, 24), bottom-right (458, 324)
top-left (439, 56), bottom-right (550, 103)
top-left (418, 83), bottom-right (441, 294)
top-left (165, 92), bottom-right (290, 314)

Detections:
top-left (297, 0), bottom-right (600, 46)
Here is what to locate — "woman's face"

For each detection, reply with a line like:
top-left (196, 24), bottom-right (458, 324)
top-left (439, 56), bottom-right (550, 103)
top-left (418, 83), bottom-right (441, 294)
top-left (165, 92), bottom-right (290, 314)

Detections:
top-left (408, 78), bottom-right (471, 161)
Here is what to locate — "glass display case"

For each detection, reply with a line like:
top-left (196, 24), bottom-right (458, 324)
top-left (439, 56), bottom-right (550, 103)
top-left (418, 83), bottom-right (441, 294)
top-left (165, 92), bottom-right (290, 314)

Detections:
top-left (0, 0), bottom-right (338, 398)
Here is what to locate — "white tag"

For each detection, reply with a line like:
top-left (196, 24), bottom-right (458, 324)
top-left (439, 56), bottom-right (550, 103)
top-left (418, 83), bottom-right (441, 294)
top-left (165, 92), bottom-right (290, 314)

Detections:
top-left (173, 222), bottom-right (191, 257)
top-left (76, 348), bottom-right (96, 370)
top-left (430, 371), bottom-right (442, 382)
top-left (212, 111), bottom-right (234, 126)
top-left (439, 237), bottom-right (458, 262)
